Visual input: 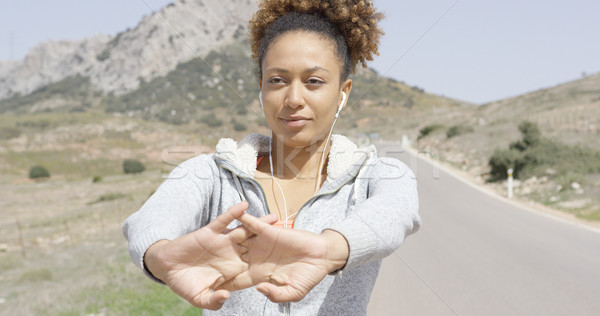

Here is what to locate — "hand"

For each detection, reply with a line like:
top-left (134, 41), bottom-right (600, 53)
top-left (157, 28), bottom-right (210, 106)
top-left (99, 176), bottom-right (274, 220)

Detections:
top-left (218, 212), bottom-right (349, 303)
top-left (144, 201), bottom-right (278, 310)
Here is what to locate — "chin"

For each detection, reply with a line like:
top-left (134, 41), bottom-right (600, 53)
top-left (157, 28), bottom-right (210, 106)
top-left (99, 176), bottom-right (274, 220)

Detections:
top-left (274, 129), bottom-right (329, 148)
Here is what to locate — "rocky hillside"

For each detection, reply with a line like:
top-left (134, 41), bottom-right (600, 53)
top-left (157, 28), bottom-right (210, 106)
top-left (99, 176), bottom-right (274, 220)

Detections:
top-left (414, 72), bottom-right (600, 222)
top-left (0, 0), bottom-right (256, 100)
top-left (0, 0), bottom-right (472, 181)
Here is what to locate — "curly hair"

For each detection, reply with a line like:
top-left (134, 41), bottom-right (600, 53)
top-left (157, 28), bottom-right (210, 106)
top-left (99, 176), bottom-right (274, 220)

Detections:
top-left (249, 0), bottom-right (384, 80)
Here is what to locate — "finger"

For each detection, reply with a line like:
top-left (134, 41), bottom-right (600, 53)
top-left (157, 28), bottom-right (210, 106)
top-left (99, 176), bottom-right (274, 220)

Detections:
top-left (256, 282), bottom-right (304, 303)
top-left (190, 289), bottom-right (230, 310)
top-left (260, 213), bottom-right (279, 225)
top-left (228, 213), bottom-right (278, 244)
top-left (207, 201), bottom-right (249, 232)
top-left (239, 212), bottom-right (273, 235)
top-left (227, 225), bottom-right (252, 244)
top-left (218, 271), bottom-right (255, 292)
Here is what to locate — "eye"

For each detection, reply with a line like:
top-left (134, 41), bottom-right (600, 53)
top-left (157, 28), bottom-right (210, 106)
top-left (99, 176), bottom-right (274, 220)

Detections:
top-left (306, 78), bottom-right (325, 85)
top-left (268, 77), bottom-right (285, 84)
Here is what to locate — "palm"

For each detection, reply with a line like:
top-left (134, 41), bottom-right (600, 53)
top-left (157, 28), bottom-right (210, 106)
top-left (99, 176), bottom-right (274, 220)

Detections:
top-left (160, 225), bottom-right (247, 303)
top-left (148, 202), bottom-right (277, 310)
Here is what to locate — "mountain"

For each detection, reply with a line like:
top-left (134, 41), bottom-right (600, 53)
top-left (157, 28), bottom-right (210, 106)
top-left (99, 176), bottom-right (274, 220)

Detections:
top-left (0, 0), bottom-right (256, 100)
top-left (0, 0), bottom-right (471, 179)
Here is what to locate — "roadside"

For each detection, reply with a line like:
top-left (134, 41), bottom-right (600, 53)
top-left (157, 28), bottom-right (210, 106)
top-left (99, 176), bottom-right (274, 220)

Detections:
top-left (398, 142), bottom-right (600, 232)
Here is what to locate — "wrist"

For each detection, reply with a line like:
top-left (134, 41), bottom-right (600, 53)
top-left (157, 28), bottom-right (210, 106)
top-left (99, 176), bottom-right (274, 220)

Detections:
top-left (144, 239), bottom-right (170, 282)
top-left (321, 230), bottom-right (349, 273)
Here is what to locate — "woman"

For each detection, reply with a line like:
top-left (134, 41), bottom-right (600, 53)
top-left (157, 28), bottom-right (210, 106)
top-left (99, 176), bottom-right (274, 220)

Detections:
top-left (122, 0), bottom-right (421, 314)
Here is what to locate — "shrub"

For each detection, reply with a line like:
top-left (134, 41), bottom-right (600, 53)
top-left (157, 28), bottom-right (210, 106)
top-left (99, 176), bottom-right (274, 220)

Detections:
top-left (488, 148), bottom-right (524, 181)
top-left (510, 120), bottom-right (541, 151)
top-left (123, 159), bottom-right (145, 174)
top-left (487, 120), bottom-right (600, 182)
top-left (88, 192), bottom-right (127, 205)
top-left (418, 124), bottom-right (444, 140)
top-left (446, 125), bottom-right (474, 138)
top-left (29, 165), bottom-right (50, 179)
top-left (200, 113), bottom-right (223, 127)
top-left (92, 175), bottom-right (103, 183)
top-left (234, 122), bottom-right (247, 131)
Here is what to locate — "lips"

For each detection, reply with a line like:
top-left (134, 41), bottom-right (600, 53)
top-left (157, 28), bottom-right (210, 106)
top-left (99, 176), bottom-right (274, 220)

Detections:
top-left (280, 116), bottom-right (311, 128)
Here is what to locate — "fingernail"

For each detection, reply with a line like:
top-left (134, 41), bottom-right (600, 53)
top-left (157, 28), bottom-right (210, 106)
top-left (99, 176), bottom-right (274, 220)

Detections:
top-left (218, 297), bottom-right (227, 304)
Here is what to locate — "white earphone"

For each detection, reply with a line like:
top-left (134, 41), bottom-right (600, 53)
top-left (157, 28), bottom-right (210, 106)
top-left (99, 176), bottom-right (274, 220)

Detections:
top-left (336, 92), bottom-right (346, 118)
top-left (264, 90), bottom-right (347, 226)
top-left (259, 91), bottom-right (346, 113)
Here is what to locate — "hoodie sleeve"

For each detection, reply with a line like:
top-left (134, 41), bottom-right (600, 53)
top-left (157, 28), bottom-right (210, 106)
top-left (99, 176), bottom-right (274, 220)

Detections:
top-left (121, 154), bottom-right (218, 282)
top-left (325, 157), bottom-right (421, 272)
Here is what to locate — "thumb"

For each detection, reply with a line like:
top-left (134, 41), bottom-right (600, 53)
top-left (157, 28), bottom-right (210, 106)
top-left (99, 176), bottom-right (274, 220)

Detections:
top-left (190, 289), bottom-right (230, 310)
top-left (256, 282), bottom-right (303, 303)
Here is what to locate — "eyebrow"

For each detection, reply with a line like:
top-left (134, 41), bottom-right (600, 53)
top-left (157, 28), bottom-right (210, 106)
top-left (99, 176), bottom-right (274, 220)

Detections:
top-left (266, 66), bottom-right (330, 74)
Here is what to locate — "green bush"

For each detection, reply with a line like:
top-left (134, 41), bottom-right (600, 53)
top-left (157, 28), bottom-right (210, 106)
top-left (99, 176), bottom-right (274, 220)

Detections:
top-left (92, 175), bottom-right (103, 183)
top-left (88, 192), bottom-right (127, 205)
top-left (488, 148), bottom-right (524, 181)
top-left (446, 125), bottom-right (474, 138)
top-left (29, 165), bottom-right (50, 179)
top-left (418, 124), bottom-right (444, 140)
top-left (234, 122), bottom-right (247, 131)
top-left (122, 159), bottom-right (145, 174)
top-left (200, 113), bottom-right (223, 127)
top-left (509, 120), bottom-right (541, 151)
top-left (488, 121), bottom-right (600, 182)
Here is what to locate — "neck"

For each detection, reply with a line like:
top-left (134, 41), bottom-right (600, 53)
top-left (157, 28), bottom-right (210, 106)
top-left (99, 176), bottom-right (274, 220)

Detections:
top-left (269, 134), bottom-right (331, 180)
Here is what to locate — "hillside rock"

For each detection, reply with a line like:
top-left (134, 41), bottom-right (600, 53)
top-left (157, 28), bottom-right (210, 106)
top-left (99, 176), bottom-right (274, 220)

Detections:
top-left (0, 0), bottom-right (256, 100)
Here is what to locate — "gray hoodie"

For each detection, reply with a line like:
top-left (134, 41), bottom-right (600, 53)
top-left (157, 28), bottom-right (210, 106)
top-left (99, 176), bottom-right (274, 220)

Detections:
top-left (122, 133), bottom-right (421, 315)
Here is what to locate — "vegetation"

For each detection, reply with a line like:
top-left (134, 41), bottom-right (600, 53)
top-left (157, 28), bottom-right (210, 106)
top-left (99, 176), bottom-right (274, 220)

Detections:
top-left (123, 159), bottom-right (145, 174)
top-left (0, 75), bottom-right (95, 114)
top-left (200, 113), bottom-right (223, 127)
top-left (488, 121), bottom-right (600, 182)
top-left (29, 165), bottom-right (50, 179)
top-left (88, 192), bottom-right (127, 205)
top-left (446, 124), bottom-right (474, 138)
top-left (0, 126), bottom-right (21, 139)
top-left (418, 124), bottom-right (445, 140)
top-left (92, 175), bottom-right (103, 183)
top-left (19, 268), bottom-right (53, 282)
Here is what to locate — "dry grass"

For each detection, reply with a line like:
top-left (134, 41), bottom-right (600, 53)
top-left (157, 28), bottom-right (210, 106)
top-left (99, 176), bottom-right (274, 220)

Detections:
top-left (0, 172), bottom-right (202, 315)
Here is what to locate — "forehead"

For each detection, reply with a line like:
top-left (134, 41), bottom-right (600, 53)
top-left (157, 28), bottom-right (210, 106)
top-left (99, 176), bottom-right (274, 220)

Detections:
top-left (262, 31), bottom-right (341, 72)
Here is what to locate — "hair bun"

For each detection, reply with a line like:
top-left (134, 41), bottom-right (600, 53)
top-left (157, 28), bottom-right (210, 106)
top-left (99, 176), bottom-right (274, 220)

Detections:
top-left (249, 0), bottom-right (384, 74)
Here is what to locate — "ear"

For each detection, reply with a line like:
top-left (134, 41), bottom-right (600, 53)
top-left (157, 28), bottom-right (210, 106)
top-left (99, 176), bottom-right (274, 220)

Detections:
top-left (340, 79), bottom-right (352, 109)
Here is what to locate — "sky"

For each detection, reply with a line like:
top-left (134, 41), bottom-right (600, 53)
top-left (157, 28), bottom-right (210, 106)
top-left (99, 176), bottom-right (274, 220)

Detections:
top-left (1, 0), bottom-right (599, 104)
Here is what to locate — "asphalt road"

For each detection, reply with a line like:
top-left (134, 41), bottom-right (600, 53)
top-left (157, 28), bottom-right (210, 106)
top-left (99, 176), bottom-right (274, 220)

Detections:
top-left (367, 143), bottom-right (600, 316)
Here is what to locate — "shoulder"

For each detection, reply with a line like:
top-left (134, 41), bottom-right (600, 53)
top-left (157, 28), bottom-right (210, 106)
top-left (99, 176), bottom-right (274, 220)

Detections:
top-left (165, 153), bottom-right (219, 180)
top-left (367, 156), bottom-right (416, 183)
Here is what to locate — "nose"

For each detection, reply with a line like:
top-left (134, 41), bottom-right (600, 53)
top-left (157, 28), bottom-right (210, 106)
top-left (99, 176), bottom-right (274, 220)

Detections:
top-left (285, 81), bottom-right (304, 109)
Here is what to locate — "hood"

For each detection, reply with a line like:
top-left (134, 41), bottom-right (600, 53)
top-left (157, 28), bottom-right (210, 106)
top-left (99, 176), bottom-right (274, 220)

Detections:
top-left (213, 133), bottom-right (377, 180)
